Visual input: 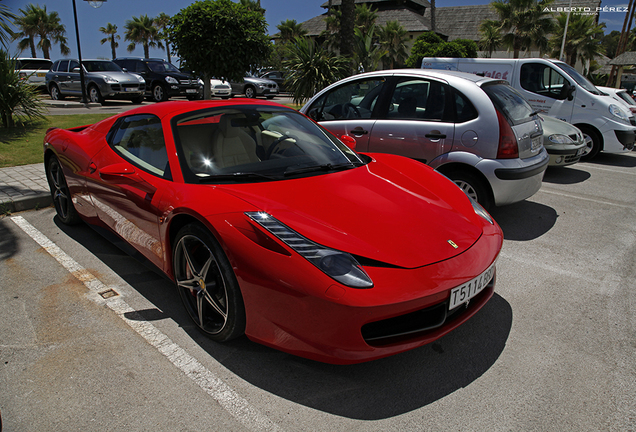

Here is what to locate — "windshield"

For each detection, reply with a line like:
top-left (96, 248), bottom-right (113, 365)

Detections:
top-left (555, 61), bottom-right (600, 94)
top-left (84, 61), bottom-right (122, 73)
top-left (147, 61), bottom-right (181, 73)
top-left (482, 82), bottom-right (535, 124)
top-left (173, 105), bottom-right (365, 184)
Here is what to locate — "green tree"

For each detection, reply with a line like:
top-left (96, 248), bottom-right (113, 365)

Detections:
top-left (353, 25), bottom-right (386, 73)
top-left (489, 0), bottom-right (555, 58)
top-left (239, 0), bottom-right (265, 14)
top-left (124, 15), bottom-right (163, 58)
top-left (168, 0), bottom-right (271, 99)
top-left (377, 20), bottom-right (408, 69)
top-left (0, 50), bottom-right (45, 128)
top-left (99, 23), bottom-right (119, 60)
top-left (154, 12), bottom-right (172, 63)
top-left (479, 20), bottom-right (502, 57)
top-left (355, 3), bottom-right (377, 35)
top-left (277, 19), bottom-right (307, 43)
top-left (0, 4), bottom-right (16, 49)
top-left (405, 31), bottom-right (444, 67)
top-left (602, 30), bottom-right (620, 59)
top-left (550, 13), bottom-right (605, 71)
top-left (320, 9), bottom-right (341, 51)
top-left (283, 37), bottom-right (349, 104)
top-left (13, 4), bottom-right (69, 59)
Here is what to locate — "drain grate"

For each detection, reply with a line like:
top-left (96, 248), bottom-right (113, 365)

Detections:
top-left (99, 289), bottom-right (119, 299)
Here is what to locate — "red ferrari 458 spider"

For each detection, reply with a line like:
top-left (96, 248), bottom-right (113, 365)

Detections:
top-left (44, 99), bottom-right (502, 364)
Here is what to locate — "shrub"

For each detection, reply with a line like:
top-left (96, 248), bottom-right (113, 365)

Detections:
top-left (0, 50), bottom-right (46, 128)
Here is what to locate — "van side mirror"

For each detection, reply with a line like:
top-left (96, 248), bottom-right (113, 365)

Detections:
top-left (567, 84), bottom-right (575, 101)
top-left (560, 81), bottom-right (575, 101)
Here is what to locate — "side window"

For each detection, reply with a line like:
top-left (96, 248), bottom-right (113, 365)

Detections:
top-left (454, 90), bottom-right (478, 122)
top-left (388, 78), bottom-right (450, 121)
top-left (69, 60), bottom-right (79, 72)
top-left (520, 63), bottom-right (568, 100)
top-left (57, 60), bottom-right (69, 73)
top-left (108, 114), bottom-right (169, 178)
top-left (305, 78), bottom-right (385, 121)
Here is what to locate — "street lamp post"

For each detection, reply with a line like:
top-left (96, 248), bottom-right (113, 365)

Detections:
top-left (71, 0), bottom-right (107, 105)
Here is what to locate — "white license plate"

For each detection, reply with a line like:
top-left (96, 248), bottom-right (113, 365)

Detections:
top-left (186, 89), bottom-right (198, 94)
top-left (531, 136), bottom-right (542, 151)
top-left (449, 263), bottom-right (495, 310)
top-left (124, 87), bottom-right (137, 92)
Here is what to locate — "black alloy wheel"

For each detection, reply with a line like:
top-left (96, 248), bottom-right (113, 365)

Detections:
top-left (46, 156), bottom-right (81, 225)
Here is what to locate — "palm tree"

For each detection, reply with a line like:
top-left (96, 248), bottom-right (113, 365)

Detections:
top-left (99, 23), bottom-right (119, 60)
top-left (355, 4), bottom-right (377, 35)
top-left (283, 37), bottom-right (349, 104)
top-left (353, 25), bottom-right (385, 73)
top-left (154, 12), bottom-right (172, 63)
top-left (489, 0), bottom-right (555, 58)
top-left (0, 4), bottom-right (16, 49)
top-left (550, 13), bottom-right (605, 72)
top-left (239, 0), bottom-right (265, 14)
top-left (479, 20), bottom-right (502, 58)
top-left (124, 15), bottom-right (163, 59)
top-left (0, 50), bottom-right (45, 128)
top-left (13, 4), bottom-right (69, 59)
top-left (340, 0), bottom-right (355, 73)
top-left (320, 9), bottom-right (341, 51)
top-left (377, 20), bottom-right (408, 69)
top-left (277, 19), bottom-right (307, 43)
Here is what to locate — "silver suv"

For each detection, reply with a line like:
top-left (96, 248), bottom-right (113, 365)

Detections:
top-left (301, 69), bottom-right (549, 209)
top-left (46, 59), bottom-right (146, 104)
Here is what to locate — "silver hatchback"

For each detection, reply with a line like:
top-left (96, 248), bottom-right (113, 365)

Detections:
top-left (301, 69), bottom-right (549, 209)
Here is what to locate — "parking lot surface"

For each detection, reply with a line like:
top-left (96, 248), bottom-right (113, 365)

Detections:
top-left (1, 153), bottom-right (635, 431)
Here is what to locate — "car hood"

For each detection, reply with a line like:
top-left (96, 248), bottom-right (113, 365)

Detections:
top-left (244, 76), bottom-right (277, 85)
top-left (541, 115), bottom-right (585, 148)
top-left (217, 156), bottom-right (484, 269)
top-left (87, 71), bottom-right (142, 82)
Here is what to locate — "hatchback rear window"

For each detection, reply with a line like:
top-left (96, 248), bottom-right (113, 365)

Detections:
top-left (16, 59), bottom-right (52, 70)
top-left (482, 82), bottom-right (535, 124)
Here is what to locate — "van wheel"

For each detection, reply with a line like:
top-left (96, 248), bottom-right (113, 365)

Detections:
top-left (579, 126), bottom-right (601, 161)
top-left (50, 84), bottom-right (64, 100)
top-left (446, 170), bottom-right (493, 211)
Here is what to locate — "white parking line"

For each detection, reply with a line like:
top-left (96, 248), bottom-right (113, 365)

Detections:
top-left (539, 188), bottom-right (635, 209)
top-left (11, 215), bottom-right (283, 432)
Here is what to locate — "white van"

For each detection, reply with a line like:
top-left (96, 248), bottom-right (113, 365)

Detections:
top-left (421, 58), bottom-right (636, 160)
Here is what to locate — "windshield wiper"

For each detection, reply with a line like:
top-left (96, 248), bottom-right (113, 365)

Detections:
top-left (199, 172), bottom-right (278, 182)
top-left (283, 162), bottom-right (357, 177)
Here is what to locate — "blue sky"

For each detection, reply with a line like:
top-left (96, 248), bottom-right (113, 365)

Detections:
top-left (2, 0), bottom-right (631, 61)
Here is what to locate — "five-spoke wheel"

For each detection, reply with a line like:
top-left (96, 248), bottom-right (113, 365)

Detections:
top-left (46, 156), bottom-right (81, 225)
top-left (173, 224), bottom-right (245, 341)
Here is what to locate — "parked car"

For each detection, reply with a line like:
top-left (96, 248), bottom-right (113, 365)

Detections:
top-left (540, 115), bottom-right (586, 167)
top-left (210, 78), bottom-right (232, 98)
top-left (113, 57), bottom-right (202, 102)
top-left (46, 59), bottom-right (145, 104)
top-left (260, 70), bottom-right (287, 92)
top-left (230, 76), bottom-right (278, 98)
top-left (598, 86), bottom-right (636, 115)
top-left (16, 57), bottom-right (52, 88)
top-left (301, 69), bottom-right (549, 210)
top-left (43, 99), bottom-right (502, 364)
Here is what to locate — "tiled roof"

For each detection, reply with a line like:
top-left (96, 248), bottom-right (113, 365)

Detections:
top-left (320, 0), bottom-right (430, 8)
top-left (610, 51), bottom-right (636, 66)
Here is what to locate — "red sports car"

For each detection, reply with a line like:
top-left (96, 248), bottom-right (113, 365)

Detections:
top-left (44, 100), bottom-right (503, 364)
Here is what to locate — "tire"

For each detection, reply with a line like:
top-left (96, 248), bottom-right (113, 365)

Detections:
top-left (49, 83), bottom-right (64, 100)
top-left (46, 155), bottom-right (82, 225)
top-left (244, 86), bottom-right (256, 99)
top-left (579, 126), bottom-right (602, 161)
top-left (87, 85), bottom-right (103, 104)
top-left (173, 223), bottom-right (246, 342)
top-left (152, 84), bottom-right (168, 102)
top-left (445, 169), bottom-right (493, 211)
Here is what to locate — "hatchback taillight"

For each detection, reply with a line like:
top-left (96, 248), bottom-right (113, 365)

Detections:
top-left (496, 109), bottom-right (519, 159)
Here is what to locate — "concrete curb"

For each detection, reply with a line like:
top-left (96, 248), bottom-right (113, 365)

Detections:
top-left (1, 192), bottom-right (53, 214)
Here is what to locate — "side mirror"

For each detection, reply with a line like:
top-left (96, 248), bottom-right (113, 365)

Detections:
top-left (567, 83), bottom-right (575, 101)
top-left (340, 134), bottom-right (357, 150)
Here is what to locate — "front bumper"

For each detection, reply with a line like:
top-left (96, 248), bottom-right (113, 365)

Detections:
top-left (545, 141), bottom-right (586, 167)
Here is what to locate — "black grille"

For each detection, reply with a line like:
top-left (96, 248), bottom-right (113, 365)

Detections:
top-left (361, 276), bottom-right (495, 347)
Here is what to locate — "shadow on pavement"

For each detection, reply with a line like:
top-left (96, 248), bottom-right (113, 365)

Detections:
top-left (588, 151), bottom-right (636, 168)
top-left (489, 200), bottom-right (557, 241)
top-left (55, 217), bottom-right (513, 421)
top-left (0, 217), bottom-right (20, 260)
top-left (542, 166), bottom-right (591, 184)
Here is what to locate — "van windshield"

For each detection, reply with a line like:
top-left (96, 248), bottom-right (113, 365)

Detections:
top-left (482, 82), bottom-right (535, 124)
top-left (555, 62), bottom-right (601, 95)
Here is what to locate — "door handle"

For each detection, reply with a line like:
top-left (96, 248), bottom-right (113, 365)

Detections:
top-left (425, 130), bottom-right (446, 139)
top-left (350, 127), bottom-right (368, 136)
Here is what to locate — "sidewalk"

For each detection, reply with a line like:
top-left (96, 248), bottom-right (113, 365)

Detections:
top-left (0, 163), bottom-right (52, 214)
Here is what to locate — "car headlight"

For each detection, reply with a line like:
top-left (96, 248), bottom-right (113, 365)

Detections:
top-left (609, 104), bottom-right (630, 122)
top-left (165, 76), bottom-right (179, 84)
top-left (548, 134), bottom-right (575, 144)
top-left (103, 75), bottom-right (118, 84)
top-left (246, 212), bottom-right (374, 288)
top-left (198, 78), bottom-right (204, 86)
top-left (257, 84), bottom-right (265, 89)
top-left (135, 74), bottom-right (145, 83)
top-left (471, 200), bottom-right (494, 225)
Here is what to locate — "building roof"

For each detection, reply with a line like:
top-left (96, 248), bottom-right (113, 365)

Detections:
top-left (301, 7), bottom-right (432, 37)
top-left (320, 0), bottom-right (430, 8)
top-left (428, 0), bottom-right (602, 42)
top-left (610, 51), bottom-right (636, 66)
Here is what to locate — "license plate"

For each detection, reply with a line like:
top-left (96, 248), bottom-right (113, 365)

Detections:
top-left (37, 72), bottom-right (46, 77)
top-left (186, 89), bottom-right (197, 94)
top-left (449, 263), bottom-right (495, 310)
top-left (124, 87), bottom-right (137, 92)
top-left (531, 136), bottom-right (542, 151)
